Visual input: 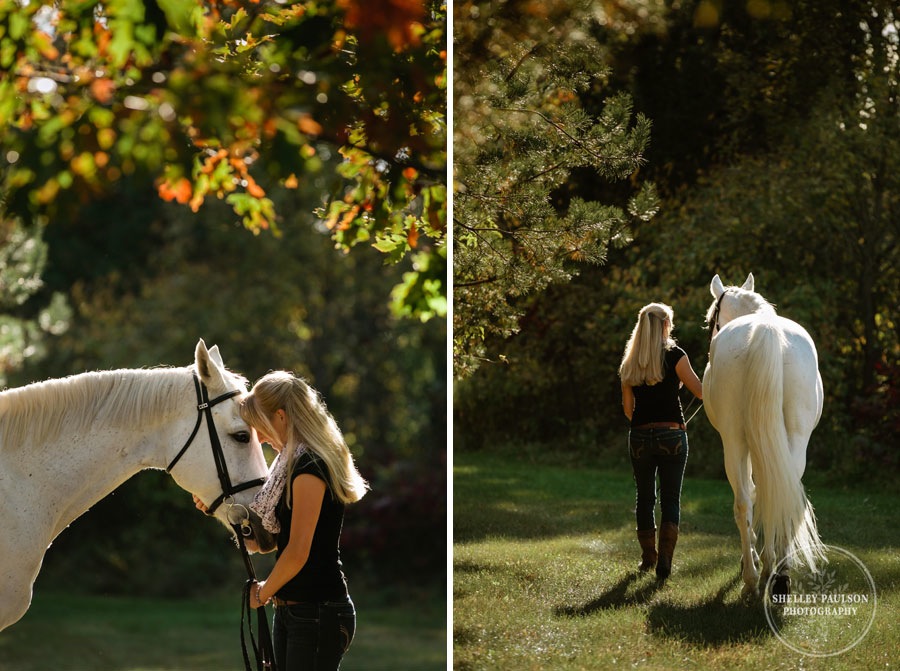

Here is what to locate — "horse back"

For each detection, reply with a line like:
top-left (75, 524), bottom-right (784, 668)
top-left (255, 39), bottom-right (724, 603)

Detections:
top-left (704, 313), bottom-right (822, 435)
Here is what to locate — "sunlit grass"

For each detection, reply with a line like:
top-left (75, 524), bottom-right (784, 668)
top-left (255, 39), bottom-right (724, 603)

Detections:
top-left (453, 452), bottom-right (898, 670)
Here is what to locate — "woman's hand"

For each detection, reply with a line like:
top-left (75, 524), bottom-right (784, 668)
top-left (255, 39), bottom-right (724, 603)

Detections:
top-left (192, 494), bottom-right (210, 515)
top-left (250, 580), bottom-right (271, 609)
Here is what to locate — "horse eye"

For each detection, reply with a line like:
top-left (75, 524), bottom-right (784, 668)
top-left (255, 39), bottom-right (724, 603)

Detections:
top-left (231, 431), bottom-right (251, 444)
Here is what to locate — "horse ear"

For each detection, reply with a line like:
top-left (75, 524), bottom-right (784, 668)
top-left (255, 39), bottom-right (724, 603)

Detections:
top-left (710, 274), bottom-right (725, 298)
top-left (208, 344), bottom-right (225, 368)
top-left (742, 273), bottom-right (755, 291)
top-left (195, 339), bottom-right (226, 388)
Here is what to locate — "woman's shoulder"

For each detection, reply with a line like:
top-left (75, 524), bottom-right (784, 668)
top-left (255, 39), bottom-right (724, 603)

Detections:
top-left (291, 448), bottom-right (329, 480)
top-left (666, 344), bottom-right (687, 362)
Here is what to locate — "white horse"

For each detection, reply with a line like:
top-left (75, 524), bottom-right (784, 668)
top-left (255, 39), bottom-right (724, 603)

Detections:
top-left (702, 274), bottom-right (826, 599)
top-left (0, 340), bottom-right (276, 631)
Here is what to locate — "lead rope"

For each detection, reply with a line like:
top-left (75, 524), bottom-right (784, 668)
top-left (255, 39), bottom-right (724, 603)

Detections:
top-left (684, 398), bottom-right (704, 426)
top-left (235, 527), bottom-right (276, 671)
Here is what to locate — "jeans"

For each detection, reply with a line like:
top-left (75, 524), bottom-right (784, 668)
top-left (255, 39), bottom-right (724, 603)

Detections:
top-left (273, 597), bottom-right (356, 670)
top-left (629, 428), bottom-right (689, 531)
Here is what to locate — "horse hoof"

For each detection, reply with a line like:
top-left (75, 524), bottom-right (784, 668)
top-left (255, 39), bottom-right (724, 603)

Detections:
top-left (740, 584), bottom-right (759, 602)
top-left (770, 574), bottom-right (791, 598)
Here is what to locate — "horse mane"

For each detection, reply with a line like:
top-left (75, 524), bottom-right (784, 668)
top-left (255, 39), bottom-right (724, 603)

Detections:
top-left (706, 286), bottom-right (776, 325)
top-left (0, 367), bottom-right (210, 452)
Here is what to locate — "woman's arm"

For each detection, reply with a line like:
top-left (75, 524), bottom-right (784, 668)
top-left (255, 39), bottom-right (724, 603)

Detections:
top-left (621, 383), bottom-right (635, 421)
top-left (676, 355), bottom-right (703, 399)
top-left (253, 474), bottom-right (326, 607)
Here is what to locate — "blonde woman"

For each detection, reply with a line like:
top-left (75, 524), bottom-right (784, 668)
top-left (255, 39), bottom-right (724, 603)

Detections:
top-left (196, 371), bottom-right (368, 670)
top-left (619, 303), bottom-right (702, 580)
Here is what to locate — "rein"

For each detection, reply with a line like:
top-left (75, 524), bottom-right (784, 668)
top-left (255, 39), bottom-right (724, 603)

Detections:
top-left (235, 528), bottom-right (276, 671)
top-left (683, 395), bottom-right (704, 426)
top-left (166, 371), bottom-right (276, 670)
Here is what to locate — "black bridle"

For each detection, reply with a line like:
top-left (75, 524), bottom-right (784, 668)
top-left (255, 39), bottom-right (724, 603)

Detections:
top-left (166, 372), bottom-right (264, 517)
top-left (167, 371), bottom-right (276, 671)
top-left (707, 289), bottom-right (731, 347)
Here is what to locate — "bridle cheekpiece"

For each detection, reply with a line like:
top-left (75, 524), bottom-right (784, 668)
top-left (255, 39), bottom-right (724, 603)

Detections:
top-left (166, 372), bottom-right (265, 519)
top-left (708, 289), bottom-right (731, 347)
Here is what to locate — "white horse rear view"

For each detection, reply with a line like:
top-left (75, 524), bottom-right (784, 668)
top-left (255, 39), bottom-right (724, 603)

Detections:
top-left (703, 274), bottom-right (826, 599)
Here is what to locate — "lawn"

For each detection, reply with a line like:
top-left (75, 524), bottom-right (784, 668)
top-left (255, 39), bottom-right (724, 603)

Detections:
top-left (0, 581), bottom-right (445, 670)
top-left (453, 451), bottom-right (898, 670)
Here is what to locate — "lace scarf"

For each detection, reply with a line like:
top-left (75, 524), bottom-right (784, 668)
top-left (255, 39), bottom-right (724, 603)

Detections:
top-left (250, 446), bottom-right (301, 535)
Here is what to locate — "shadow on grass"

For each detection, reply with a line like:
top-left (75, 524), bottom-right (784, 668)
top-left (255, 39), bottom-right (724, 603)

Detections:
top-left (555, 571), bottom-right (663, 616)
top-left (646, 571), bottom-right (774, 647)
top-left (554, 568), bottom-right (777, 649)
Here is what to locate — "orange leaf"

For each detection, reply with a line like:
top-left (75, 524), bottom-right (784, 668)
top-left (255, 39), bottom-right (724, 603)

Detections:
top-left (246, 177), bottom-right (266, 198)
top-left (297, 114), bottom-right (323, 136)
top-left (338, 205), bottom-right (360, 230)
top-left (89, 78), bottom-right (115, 104)
top-left (158, 177), bottom-right (193, 204)
top-left (407, 222), bottom-right (419, 248)
top-left (189, 191), bottom-right (204, 212)
top-left (284, 174), bottom-right (299, 189)
top-left (34, 32), bottom-right (59, 60)
top-left (403, 167), bottom-right (418, 181)
top-left (95, 26), bottom-right (111, 57)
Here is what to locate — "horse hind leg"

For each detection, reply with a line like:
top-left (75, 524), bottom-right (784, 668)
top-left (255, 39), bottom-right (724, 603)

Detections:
top-left (725, 444), bottom-right (760, 599)
top-left (735, 495), bottom-right (760, 599)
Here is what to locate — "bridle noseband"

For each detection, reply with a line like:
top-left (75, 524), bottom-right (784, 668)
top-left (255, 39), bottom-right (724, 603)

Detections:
top-left (166, 372), bottom-right (265, 519)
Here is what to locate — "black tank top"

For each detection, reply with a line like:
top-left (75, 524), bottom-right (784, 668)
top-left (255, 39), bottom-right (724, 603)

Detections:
top-left (630, 345), bottom-right (686, 427)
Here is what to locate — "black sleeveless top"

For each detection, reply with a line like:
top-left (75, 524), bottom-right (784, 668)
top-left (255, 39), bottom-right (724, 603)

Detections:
top-left (630, 345), bottom-right (686, 427)
top-left (274, 451), bottom-right (349, 602)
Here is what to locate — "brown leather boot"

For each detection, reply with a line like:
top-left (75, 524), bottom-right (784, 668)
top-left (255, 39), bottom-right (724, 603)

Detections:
top-left (637, 528), bottom-right (657, 571)
top-left (656, 521), bottom-right (679, 579)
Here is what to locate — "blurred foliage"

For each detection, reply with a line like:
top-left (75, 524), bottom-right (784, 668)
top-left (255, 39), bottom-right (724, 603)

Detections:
top-left (455, 0), bottom-right (900, 483)
top-left (452, 0), bottom-right (658, 377)
top-left (0, 0), bottom-right (446, 320)
top-left (12, 175), bottom-right (445, 594)
top-left (0, 216), bottom-right (71, 385)
top-left (0, 0), bottom-right (446, 595)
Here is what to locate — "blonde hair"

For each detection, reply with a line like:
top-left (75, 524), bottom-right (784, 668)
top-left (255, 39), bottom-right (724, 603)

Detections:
top-left (619, 303), bottom-right (676, 386)
top-left (240, 371), bottom-right (369, 506)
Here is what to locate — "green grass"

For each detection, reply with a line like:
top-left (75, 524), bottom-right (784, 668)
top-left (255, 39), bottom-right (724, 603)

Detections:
top-left (453, 452), bottom-right (899, 670)
top-left (0, 582), bottom-right (445, 671)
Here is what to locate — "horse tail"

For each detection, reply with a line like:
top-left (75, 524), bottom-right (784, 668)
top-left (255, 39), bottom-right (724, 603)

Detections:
top-left (743, 320), bottom-right (826, 572)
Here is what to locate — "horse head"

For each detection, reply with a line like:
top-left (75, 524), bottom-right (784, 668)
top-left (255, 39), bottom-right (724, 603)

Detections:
top-left (706, 272), bottom-right (769, 338)
top-left (167, 340), bottom-right (277, 553)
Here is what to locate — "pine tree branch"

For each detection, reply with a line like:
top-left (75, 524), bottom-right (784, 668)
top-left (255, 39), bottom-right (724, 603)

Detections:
top-left (495, 106), bottom-right (605, 163)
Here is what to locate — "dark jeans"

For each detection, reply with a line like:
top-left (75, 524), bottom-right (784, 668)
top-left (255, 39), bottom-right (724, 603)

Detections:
top-left (629, 428), bottom-right (689, 531)
top-left (273, 597), bottom-right (356, 670)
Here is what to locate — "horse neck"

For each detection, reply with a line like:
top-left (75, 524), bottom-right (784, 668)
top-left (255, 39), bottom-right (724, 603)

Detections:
top-left (727, 291), bottom-right (775, 323)
top-left (1, 369), bottom-right (191, 543)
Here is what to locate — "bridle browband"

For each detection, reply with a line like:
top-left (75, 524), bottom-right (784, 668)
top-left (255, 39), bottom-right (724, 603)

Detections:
top-left (166, 371), bottom-right (265, 517)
